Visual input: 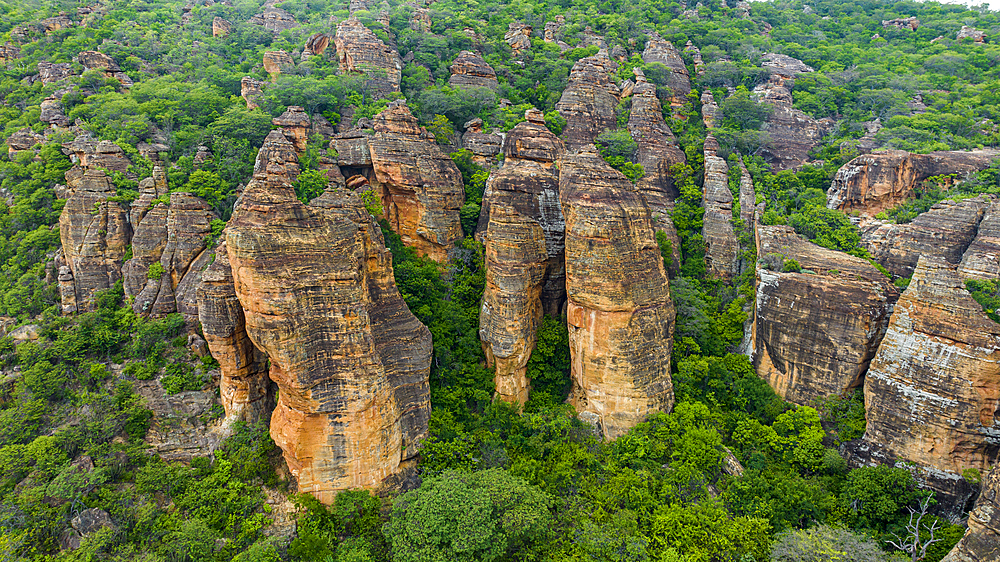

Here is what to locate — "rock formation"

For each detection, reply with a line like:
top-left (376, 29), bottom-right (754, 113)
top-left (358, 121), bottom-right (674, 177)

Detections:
top-left (64, 136), bottom-right (130, 173)
top-left (752, 225), bottom-right (898, 405)
top-left (461, 118), bottom-right (501, 167)
top-left (241, 76), bottom-right (265, 110)
top-left (448, 51), bottom-right (499, 90)
top-left (478, 110), bottom-right (566, 403)
top-left (368, 101), bottom-right (464, 262)
top-left (31, 62), bottom-right (73, 85)
top-left (335, 17), bottom-right (402, 97)
top-left (7, 129), bottom-right (43, 157)
top-left (701, 91), bottom-right (720, 129)
top-left (273, 106), bottom-right (311, 152)
top-left (213, 17), bottom-right (232, 37)
top-left (960, 199), bottom-right (1000, 281)
top-left (263, 50), bottom-right (294, 79)
top-left (561, 148), bottom-right (675, 439)
top-left (0, 43), bottom-right (21, 64)
top-left (957, 25), bottom-right (987, 43)
top-left (942, 467), bottom-right (1000, 562)
top-left (77, 50), bottom-right (132, 86)
top-left (753, 53), bottom-right (831, 171)
top-left (41, 13), bottom-right (73, 32)
top-left (826, 149), bottom-right (1000, 216)
top-left (628, 68), bottom-right (686, 201)
top-left (40, 97), bottom-right (68, 127)
top-left (855, 256), bottom-right (1000, 511)
top-left (505, 23), bottom-right (532, 53)
top-left (225, 136), bottom-right (432, 502)
top-left (642, 34), bottom-right (690, 113)
top-left (882, 17), bottom-right (919, 30)
top-left (702, 137), bottom-right (738, 280)
top-left (250, 3), bottom-right (298, 33)
top-left (555, 52), bottom-right (619, 150)
top-left (58, 169), bottom-right (131, 312)
top-left (304, 33), bottom-right (331, 57)
top-left (861, 195), bottom-right (992, 278)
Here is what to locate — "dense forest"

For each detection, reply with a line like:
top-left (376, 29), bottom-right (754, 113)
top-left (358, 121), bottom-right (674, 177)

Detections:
top-left (1, 0), bottom-right (999, 560)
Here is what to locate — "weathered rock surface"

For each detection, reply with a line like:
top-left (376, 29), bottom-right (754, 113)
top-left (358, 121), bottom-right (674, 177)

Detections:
top-left (642, 34), bottom-right (690, 112)
top-left (942, 467), bottom-right (1000, 562)
top-left (505, 23), bottom-right (532, 53)
top-left (701, 90), bottom-right (720, 129)
top-left (6, 129), bottom-right (44, 156)
top-left (226, 150), bottom-right (432, 502)
top-left (40, 97), bottom-right (69, 127)
top-left (478, 113), bottom-right (566, 403)
top-left (241, 76), bottom-right (265, 110)
top-left (856, 257), bottom-right (1000, 512)
top-left (335, 17), bottom-right (401, 97)
top-left (135, 378), bottom-right (222, 462)
top-left (960, 199), bottom-right (1000, 281)
top-left (561, 149), bottom-right (675, 439)
top-left (702, 138), bottom-right (738, 280)
top-left (250, 3), bottom-right (298, 33)
top-left (369, 101), bottom-right (464, 262)
top-left (304, 33), bottom-right (331, 56)
top-left (273, 106), bottom-right (311, 152)
top-left (751, 225), bottom-right (899, 405)
top-left (263, 50), bottom-right (295, 79)
top-left (461, 118), bottom-right (501, 167)
top-left (629, 69), bottom-right (686, 203)
top-left (753, 54), bottom-right (831, 171)
top-left (41, 13), bottom-right (73, 32)
top-left (32, 62), bottom-right (73, 85)
top-left (556, 52), bottom-right (619, 150)
top-left (0, 42), bottom-right (21, 64)
top-left (58, 169), bottom-right (131, 312)
top-left (827, 149), bottom-right (1000, 216)
top-left (448, 51), bottom-right (499, 90)
top-left (957, 25), bottom-right (987, 42)
top-left (77, 50), bottom-right (131, 86)
top-left (213, 17), bottom-right (232, 37)
top-left (882, 16), bottom-right (919, 30)
top-left (64, 136), bottom-right (130, 173)
top-left (861, 195), bottom-right (993, 278)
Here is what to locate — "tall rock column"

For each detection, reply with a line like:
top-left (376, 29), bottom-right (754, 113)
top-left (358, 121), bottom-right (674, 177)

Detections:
top-left (334, 16), bottom-right (402, 97)
top-left (561, 149), bottom-right (675, 439)
top-left (478, 110), bottom-right (566, 403)
top-left (226, 133), bottom-right (432, 502)
top-left (369, 101), bottom-right (464, 262)
top-left (702, 136), bottom-right (738, 280)
top-left (942, 467), bottom-right (1000, 562)
top-left (555, 52), bottom-right (619, 150)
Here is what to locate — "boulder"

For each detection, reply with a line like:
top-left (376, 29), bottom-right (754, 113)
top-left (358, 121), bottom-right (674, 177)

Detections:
top-left (241, 76), bottom-right (265, 110)
top-left (505, 23), bottom-right (532, 53)
top-left (368, 101), bottom-right (464, 262)
top-left (263, 50), bottom-right (295, 79)
top-left (77, 50), bottom-right (131, 86)
top-left (250, 3), bottom-right (298, 33)
top-left (751, 225), bottom-right (899, 404)
top-left (40, 97), bottom-right (69, 127)
top-left (957, 25), bottom-right (987, 43)
top-left (555, 52), bottom-right (619, 150)
top-left (33, 62), bottom-right (73, 85)
top-left (6, 129), bottom-right (44, 157)
top-left (448, 51), bottom-right (499, 90)
top-left (335, 17), bottom-right (402, 98)
top-left (561, 148), bottom-right (675, 439)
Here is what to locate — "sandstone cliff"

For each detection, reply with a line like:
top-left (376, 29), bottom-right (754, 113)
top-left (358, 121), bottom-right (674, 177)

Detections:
top-left (561, 148), bottom-right (675, 439)
top-left (861, 195), bottom-right (992, 278)
top-left (448, 51), bottom-right (499, 90)
top-left (555, 52), bottom-right (619, 150)
top-left (826, 149), bottom-right (1000, 216)
top-left (703, 138), bottom-right (738, 280)
top-left (960, 199), bottom-right (1000, 281)
top-left (753, 53), bottom-right (831, 171)
top-left (478, 111), bottom-right (566, 403)
top-left (752, 225), bottom-right (898, 405)
top-left (335, 17), bottom-right (401, 97)
top-left (226, 148), bottom-right (432, 502)
top-left (369, 101), bottom-right (464, 262)
top-left (641, 34), bottom-right (690, 113)
top-left (855, 256), bottom-right (1000, 511)
top-left (942, 467), bottom-right (1000, 562)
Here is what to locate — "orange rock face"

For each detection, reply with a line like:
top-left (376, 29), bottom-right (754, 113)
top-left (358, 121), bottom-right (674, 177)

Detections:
top-left (448, 51), bottom-right (499, 90)
top-left (555, 52), bottom-right (619, 150)
top-left (226, 138), bottom-right (432, 502)
top-left (942, 467), bottom-right (1000, 562)
top-left (263, 50), bottom-right (295, 79)
top-left (854, 256), bottom-right (1000, 510)
top-left (561, 149), bottom-right (675, 439)
top-left (273, 106), bottom-right (311, 152)
top-left (335, 17), bottom-right (401, 97)
top-left (369, 101), bottom-right (464, 262)
top-left (702, 137), bottom-right (738, 280)
top-left (751, 225), bottom-right (898, 405)
top-left (478, 113), bottom-right (566, 403)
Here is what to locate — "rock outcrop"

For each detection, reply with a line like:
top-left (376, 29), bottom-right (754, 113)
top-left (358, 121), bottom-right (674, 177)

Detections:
top-left (855, 257), bottom-right (1000, 512)
top-left (478, 111), bottom-right (566, 403)
top-left (448, 51), bottom-right (499, 90)
top-left (58, 169), bottom-right (131, 312)
top-left (751, 225), bottom-right (898, 405)
top-left (226, 141), bottom-right (432, 502)
top-left (702, 138), bottom-right (738, 280)
top-left (241, 76), bottom-right (265, 110)
top-left (335, 17), bottom-right (402, 97)
top-left (861, 195), bottom-right (992, 278)
top-left (942, 467), bottom-right (1000, 562)
top-left (273, 106), bottom-right (311, 152)
top-left (263, 50), bottom-right (294, 79)
top-left (0, 43), bottom-right (21, 64)
top-left (304, 33), bottom-right (331, 57)
top-left (561, 149), bottom-right (675, 439)
top-left (957, 25), bottom-right (987, 43)
top-left (642, 34), bottom-right (690, 112)
top-left (77, 50), bottom-right (131, 86)
top-left (40, 97), bottom-right (69, 127)
top-left (826, 149), bottom-right (1000, 216)
top-left (960, 199), bottom-right (1000, 281)
top-left (882, 17), bottom-right (919, 30)
top-left (64, 136), bottom-right (130, 173)
top-left (461, 118), bottom-right (501, 167)
top-left (250, 3), bottom-right (298, 33)
top-left (505, 23), bottom-right (532, 53)
top-left (753, 54), bottom-right (830, 171)
top-left (555, 52), bottom-right (619, 150)
top-left (213, 17), bottom-right (232, 37)
top-left (369, 101), bottom-right (464, 262)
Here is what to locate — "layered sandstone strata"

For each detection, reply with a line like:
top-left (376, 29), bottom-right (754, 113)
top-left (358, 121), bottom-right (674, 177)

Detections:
top-left (857, 256), bottom-right (1000, 509)
top-left (369, 101), bottom-right (464, 262)
top-left (478, 110), bottom-right (566, 403)
top-left (642, 33), bottom-right (690, 112)
top-left (263, 50), bottom-right (294, 79)
top-left (960, 199), bottom-right (1000, 280)
top-left (703, 138), bottom-right (738, 280)
top-left (942, 467), bottom-right (1000, 562)
top-left (448, 51), bottom-right (499, 90)
top-left (752, 225), bottom-right (898, 404)
top-left (226, 155), bottom-right (432, 502)
top-left (335, 17), bottom-right (402, 97)
top-left (561, 149), bottom-right (675, 439)
top-left (273, 106), bottom-right (311, 152)
top-left (77, 50), bottom-right (132, 86)
top-left (250, 3), bottom-right (298, 33)
top-left (753, 54), bottom-right (831, 171)
top-left (555, 52), bottom-right (619, 149)
top-left (461, 118), bottom-right (501, 167)
top-left (827, 149), bottom-right (1000, 216)
top-left (241, 76), bottom-right (265, 110)
top-left (213, 17), bottom-right (232, 37)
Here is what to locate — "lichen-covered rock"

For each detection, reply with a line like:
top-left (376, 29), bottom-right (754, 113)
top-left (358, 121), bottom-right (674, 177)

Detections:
top-left (561, 148), bottom-right (675, 439)
top-left (335, 17), bottom-right (401, 97)
top-left (32, 62), bottom-right (73, 85)
top-left (642, 33), bottom-right (690, 112)
top-left (960, 199), bottom-right (1000, 281)
top-left (213, 17), bottom-right (232, 37)
top-left (134, 378), bottom-right (222, 462)
top-left (753, 54), bottom-right (831, 171)
top-left (250, 3), bottom-right (298, 33)
top-left (369, 101), bottom-right (464, 262)
top-left (827, 149), bottom-right (1000, 216)
top-left (58, 169), bottom-right (131, 312)
top-left (332, 130), bottom-right (373, 167)
top-left (241, 76), bottom-right (265, 110)
top-left (751, 225), bottom-right (898, 404)
top-left (857, 256), bottom-right (1000, 512)
top-left (941, 467), bottom-right (1000, 562)
top-left (555, 52), bottom-right (619, 150)
top-left (273, 106), bottom-right (311, 152)
top-left (263, 50), bottom-right (294, 79)
top-left (448, 51), bottom-right (499, 90)
top-left (478, 114), bottom-right (566, 403)
top-left (226, 164), bottom-right (432, 503)
top-left (861, 195), bottom-right (992, 278)
top-left (40, 97), bottom-right (69, 127)
top-left (702, 138), bottom-right (738, 280)
top-left (461, 118), bottom-right (501, 167)
top-left (198, 241), bottom-right (273, 427)
top-left (505, 23), bottom-right (532, 53)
